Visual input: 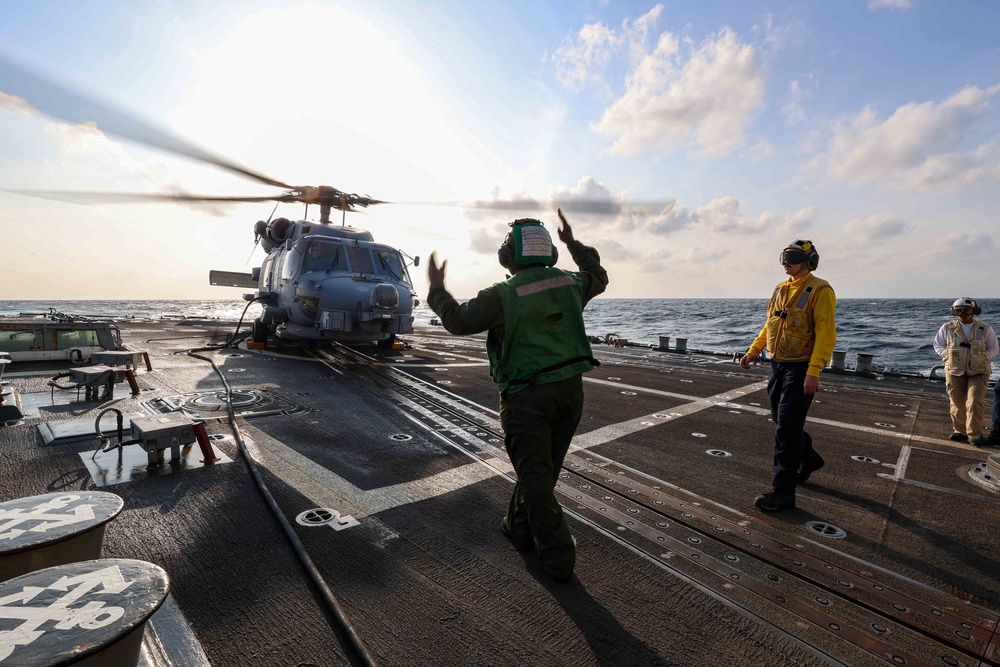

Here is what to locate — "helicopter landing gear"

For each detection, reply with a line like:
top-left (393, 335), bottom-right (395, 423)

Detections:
top-left (376, 334), bottom-right (397, 349)
top-left (250, 319), bottom-right (269, 345)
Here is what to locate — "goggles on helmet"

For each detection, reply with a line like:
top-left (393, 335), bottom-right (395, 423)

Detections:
top-left (780, 249), bottom-right (808, 265)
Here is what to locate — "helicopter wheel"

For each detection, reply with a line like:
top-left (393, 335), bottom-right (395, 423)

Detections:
top-left (251, 319), bottom-right (269, 345)
top-left (376, 334), bottom-right (396, 349)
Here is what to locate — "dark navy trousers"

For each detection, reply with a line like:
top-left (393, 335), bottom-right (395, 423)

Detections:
top-left (992, 382), bottom-right (1000, 425)
top-left (768, 359), bottom-right (822, 492)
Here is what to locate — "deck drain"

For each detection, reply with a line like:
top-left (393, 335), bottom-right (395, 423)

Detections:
top-left (227, 368), bottom-right (246, 373)
top-left (389, 434), bottom-right (413, 442)
top-left (608, 376), bottom-right (621, 381)
top-left (437, 380), bottom-right (452, 385)
top-left (691, 433), bottom-right (707, 438)
top-left (851, 455), bottom-right (880, 464)
top-left (621, 391), bottom-right (637, 396)
top-left (874, 422), bottom-right (896, 429)
top-left (805, 521), bottom-right (847, 539)
top-left (706, 449), bottom-right (732, 457)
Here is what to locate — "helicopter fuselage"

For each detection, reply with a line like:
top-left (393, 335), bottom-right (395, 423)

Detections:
top-left (246, 220), bottom-right (417, 344)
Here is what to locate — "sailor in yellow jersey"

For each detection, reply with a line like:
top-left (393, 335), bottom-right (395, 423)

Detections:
top-left (740, 240), bottom-right (837, 512)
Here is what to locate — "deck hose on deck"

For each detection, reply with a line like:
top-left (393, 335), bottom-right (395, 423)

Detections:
top-left (187, 347), bottom-right (380, 667)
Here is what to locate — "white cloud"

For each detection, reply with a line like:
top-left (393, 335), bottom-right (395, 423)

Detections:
top-left (592, 27), bottom-right (766, 157)
top-left (646, 196), bottom-right (819, 236)
top-left (806, 85), bottom-right (1000, 190)
top-left (936, 230), bottom-right (999, 259)
top-left (781, 78), bottom-right (811, 126)
top-left (842, 213), bottom-right (910, 243)
top-left (0, 92), bottom-right (38, 116)
top-left (552, 22), bottom-right (620, 92)
top-left (868, 0), bottom-right (913, 9)
top-left (552, 6), bottom-right (663, 93)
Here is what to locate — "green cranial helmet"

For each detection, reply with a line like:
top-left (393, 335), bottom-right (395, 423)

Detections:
top-left (497, 219), bottom-right (557, 269)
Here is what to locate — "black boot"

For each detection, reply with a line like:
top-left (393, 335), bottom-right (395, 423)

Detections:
top-left (972, 425), bottom-right (1000, 447)
top-left (797, 453), bottom-right (825, 484)
top-left (754, 488), bottom-right (796, 512)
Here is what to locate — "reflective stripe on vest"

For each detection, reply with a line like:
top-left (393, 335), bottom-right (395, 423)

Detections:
top-left (515, 275), bottom-right (576, 297)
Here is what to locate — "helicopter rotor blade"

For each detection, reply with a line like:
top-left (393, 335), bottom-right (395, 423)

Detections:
top-left (393, 197), bottom-right (677, 217)
top-left (4, 189), bottom-right (288, 205)
top-left (0, 53), bottom-right (293, 189)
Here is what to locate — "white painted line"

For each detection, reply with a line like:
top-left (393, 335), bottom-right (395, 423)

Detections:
top-left (586, 374), bottom-right (968, 449)
top-left (572, 381), bottom-right (768, 450)
top-left (242, 425), bottom-right (502, 520)
top-left (894, 445), bottom-right (912, 481)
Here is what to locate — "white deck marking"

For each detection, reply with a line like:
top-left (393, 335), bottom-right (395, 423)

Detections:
top-left (584, 376), bottom-right (970, 450)
top-left (572, 379), bottom-right (768, 450)
top-left (242, 424), bottom-right (503, 520)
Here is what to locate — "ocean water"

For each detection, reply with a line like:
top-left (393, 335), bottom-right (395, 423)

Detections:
top-left (3, 298), bottom-right (998, 377)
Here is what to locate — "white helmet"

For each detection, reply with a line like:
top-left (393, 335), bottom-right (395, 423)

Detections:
top-left (950, 297), bottom-right (982, 316)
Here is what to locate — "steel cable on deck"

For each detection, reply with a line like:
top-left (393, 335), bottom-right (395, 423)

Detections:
top-left (187, 348), bottom-right (380, 667)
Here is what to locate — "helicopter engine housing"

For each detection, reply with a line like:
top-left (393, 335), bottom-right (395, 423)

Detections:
top-left (256, 218), bottom-right (294, 253)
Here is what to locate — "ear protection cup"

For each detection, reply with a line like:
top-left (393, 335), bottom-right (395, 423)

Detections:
top-left (498, 233), bottom-right (514, 269)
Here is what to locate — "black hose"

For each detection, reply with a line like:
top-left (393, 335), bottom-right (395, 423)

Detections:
top-left (187, 348), bottom-right (379, 667)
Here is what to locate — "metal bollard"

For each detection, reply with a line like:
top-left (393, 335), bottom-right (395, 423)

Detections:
top-left (675, 338), bottom-right (688, 353)
top-left (658, 335), bottom-right (670, 350)
top-left (856, 353), bottom-right (875, 373)
top-left (830, 350), bottom-right (846, 370)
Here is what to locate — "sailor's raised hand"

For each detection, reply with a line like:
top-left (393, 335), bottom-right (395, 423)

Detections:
top-left (557, 208), bottom-right (575, 245)
top-left (427, 252), bottom-right (447, 289)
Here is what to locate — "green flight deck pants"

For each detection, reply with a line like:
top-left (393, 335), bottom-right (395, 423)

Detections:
top-left (500, 374), bottom-right (583, 580)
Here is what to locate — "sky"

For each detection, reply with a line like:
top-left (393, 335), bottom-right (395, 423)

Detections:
top-left (1, 0), bottom-right (998, 300)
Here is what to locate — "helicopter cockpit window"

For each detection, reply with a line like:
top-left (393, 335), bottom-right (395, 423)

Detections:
top-left (373, 249), bottom-right (410, 284)
top-left (346, 245), bottom-right (375, 275)
top-left (302, 242), bottom-right (346, 273)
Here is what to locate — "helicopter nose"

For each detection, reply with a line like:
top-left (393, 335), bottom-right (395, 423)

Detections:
top-left (371, 283), bottom-right (399, 310)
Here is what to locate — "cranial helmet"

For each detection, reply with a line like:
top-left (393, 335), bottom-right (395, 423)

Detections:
top-left (950, 297), bottom-right (982, 316)
top-left (780, 240), bottom-right (820, 270)
top-left (497, 219), bottom-right (558, 269)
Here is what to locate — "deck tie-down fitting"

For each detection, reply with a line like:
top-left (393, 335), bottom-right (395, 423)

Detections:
top-left (129, 412), bottom-right (218, 468)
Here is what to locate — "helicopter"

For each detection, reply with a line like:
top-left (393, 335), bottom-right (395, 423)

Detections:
top-left (209, 186), bottom-right (420, 348)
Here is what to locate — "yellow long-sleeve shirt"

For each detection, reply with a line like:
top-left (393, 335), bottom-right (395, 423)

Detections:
top-left (747, 272), bottom-right (837, 378)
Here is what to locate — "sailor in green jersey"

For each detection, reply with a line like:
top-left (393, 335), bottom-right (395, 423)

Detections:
top-left (426, 209), bottom-right (608, 583)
